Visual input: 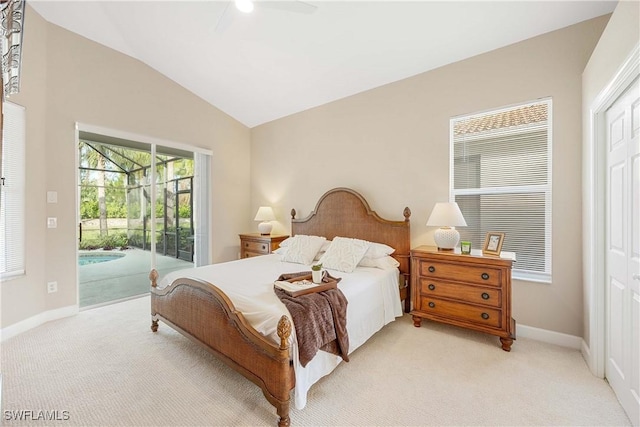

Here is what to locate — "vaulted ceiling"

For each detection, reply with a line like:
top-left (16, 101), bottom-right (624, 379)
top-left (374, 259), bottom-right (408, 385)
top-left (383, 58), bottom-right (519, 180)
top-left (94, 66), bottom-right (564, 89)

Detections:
top-left (30, 1), bottom-right (617, 128)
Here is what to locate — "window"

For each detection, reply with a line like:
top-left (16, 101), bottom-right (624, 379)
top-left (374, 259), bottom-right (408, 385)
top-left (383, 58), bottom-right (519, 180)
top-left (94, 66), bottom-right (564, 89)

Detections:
top-left (451, 99), bottom-right (552, 282)
top-left (1, 102), bottom-right (26, 279)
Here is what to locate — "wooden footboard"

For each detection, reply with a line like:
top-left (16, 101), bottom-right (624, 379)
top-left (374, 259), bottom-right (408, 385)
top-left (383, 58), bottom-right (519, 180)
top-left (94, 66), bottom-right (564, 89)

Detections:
top-left (149, 270), bottom-right (295, 427)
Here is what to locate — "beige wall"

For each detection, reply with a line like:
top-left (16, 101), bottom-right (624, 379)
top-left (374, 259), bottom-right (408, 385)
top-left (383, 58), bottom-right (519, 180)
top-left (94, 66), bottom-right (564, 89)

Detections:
top-left (1, 6), bottom-right (251, 329)
top-left (251, 16), bottom-right (610, 337)
top-left (581, 1), bottom-right (639, 349)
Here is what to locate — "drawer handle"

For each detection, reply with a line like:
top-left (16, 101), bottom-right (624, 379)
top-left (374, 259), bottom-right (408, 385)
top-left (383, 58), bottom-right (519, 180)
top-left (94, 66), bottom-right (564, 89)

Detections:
top-left (262, 244), bottom-right (267, 250)
top-left (428, 302), bottom-right (435, 308)
top-left (428, 266), bottom-right (436, 273)
top-left (481, 273), bottom-right (490, 280)
top-left (245, 243), bottom-right (249, 247)
top-left (481, 292), bottom-right (490, 300)
top-left (481, 312), bottom-right (490, 320)
top-left (428, 284), bottom-right (435, 291)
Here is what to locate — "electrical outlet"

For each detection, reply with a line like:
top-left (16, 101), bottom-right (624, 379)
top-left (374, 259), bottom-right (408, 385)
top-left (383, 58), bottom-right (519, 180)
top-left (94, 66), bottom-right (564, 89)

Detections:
top-left (47, 217), bottom-right (57, 228)
top-left (47, 281), bottom-right (58, 293)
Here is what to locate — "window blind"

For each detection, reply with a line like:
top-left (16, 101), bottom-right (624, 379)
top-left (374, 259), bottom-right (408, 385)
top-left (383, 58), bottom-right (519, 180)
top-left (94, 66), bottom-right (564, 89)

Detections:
top-left (1, 102), bottom-right (26, 279)
top-left (451, 100), bottom-right (552, 282)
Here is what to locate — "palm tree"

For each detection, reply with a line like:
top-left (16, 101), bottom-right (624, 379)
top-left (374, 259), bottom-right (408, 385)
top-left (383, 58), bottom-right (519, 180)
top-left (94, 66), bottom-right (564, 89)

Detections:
top-left (79, 142), bottom-right (109, 236)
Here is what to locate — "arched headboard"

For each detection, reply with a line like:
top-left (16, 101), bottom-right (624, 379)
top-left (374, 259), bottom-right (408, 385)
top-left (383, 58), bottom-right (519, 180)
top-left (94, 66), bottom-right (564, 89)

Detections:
top-left (291, 187), bottom-right (411, 312)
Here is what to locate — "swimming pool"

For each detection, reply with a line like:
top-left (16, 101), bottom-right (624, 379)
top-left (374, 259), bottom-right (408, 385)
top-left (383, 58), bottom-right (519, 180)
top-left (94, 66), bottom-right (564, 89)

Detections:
top-left (78, 252), bottom-right (125, 266)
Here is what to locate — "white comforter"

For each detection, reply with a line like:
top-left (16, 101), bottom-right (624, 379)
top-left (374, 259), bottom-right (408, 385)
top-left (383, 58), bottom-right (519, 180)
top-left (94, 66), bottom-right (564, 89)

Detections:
top-left (157, 254), bottom-right (403, 409)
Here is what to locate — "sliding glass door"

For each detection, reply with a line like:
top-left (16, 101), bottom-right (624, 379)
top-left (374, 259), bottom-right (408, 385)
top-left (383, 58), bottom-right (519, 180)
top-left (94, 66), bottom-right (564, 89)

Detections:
top-left (77, 127), bottom-right (211, 309)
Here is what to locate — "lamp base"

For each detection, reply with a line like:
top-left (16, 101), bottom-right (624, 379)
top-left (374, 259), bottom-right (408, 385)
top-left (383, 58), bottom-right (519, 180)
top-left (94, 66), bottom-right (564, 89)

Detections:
top-left (257, 222), bottom-right (273, 235)
top-left (434, 227), bottom-right (460, 251)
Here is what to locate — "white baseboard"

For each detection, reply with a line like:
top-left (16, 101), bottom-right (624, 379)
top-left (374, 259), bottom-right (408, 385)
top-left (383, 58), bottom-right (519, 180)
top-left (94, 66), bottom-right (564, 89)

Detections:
top-left (518, 323), bottom-right (583, 350)
top-left (0, 305), bottom-right (78, 342)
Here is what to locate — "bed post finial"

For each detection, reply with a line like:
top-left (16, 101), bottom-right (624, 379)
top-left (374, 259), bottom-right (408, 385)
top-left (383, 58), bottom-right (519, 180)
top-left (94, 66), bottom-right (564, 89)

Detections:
top-left (277, 315), bottom-right (291, 350)
top-left (149, 269), bottom-right (159, 288)
top-left (290, 208), bottom-right (296, 219)
top-left (403, 207), bottom-right (411, 221)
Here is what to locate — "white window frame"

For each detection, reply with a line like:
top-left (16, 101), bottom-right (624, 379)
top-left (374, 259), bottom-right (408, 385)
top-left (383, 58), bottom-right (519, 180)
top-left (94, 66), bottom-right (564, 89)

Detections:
top-left (450, 98), bottom-right (552, 283)
top-left (1, 101), bottom-right (26, 280)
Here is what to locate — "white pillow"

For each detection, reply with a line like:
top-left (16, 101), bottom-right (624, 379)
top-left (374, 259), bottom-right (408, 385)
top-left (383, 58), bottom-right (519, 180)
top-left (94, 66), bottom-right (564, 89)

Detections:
top-left (319, 237), bottom-right (371, 273)
top-left (313, 240), bottom-right (332, 261)
top-left (280, 235), bottom-right (327, 265)
top-left (363, 241), bottom-right (395, 259)
top-left (358, 255), bottom-right (400, 270)
top-left (278, 237), bottom-right (294, 247)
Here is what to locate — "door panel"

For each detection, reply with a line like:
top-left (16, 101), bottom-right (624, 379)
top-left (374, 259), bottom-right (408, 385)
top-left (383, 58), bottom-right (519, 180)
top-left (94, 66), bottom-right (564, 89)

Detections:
top-left (606, 77), bottom-right (640, 427)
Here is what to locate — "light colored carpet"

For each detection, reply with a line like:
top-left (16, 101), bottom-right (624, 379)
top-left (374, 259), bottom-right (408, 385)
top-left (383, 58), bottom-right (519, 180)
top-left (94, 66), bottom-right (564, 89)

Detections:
top-left (0, 296), bottom-right (631, 426)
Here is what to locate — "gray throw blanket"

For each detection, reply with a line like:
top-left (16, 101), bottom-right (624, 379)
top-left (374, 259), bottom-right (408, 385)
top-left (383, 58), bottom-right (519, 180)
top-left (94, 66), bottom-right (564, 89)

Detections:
top-left (274, 272), bottom-right (349, 367)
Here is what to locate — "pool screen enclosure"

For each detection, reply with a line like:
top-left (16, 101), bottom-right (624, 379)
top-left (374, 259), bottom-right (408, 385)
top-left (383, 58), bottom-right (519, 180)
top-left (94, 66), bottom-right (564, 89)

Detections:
top-left (78, 136), bottom-right (195, 262)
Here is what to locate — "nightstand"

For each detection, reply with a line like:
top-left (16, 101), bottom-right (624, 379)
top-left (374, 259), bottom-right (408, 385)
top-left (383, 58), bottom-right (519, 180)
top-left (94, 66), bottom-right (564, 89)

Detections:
top-left (239, 234), bottom-right (288, 258)
top-left (410, 245), bottom-right (516, 351)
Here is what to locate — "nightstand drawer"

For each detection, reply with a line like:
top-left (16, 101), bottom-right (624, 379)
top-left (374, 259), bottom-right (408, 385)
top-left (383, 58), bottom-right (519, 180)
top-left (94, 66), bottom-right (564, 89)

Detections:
top-left (242, 251), bottom-right (263, 258)
top-left (417, 259), bottom-right (502, 287)
top-left (239, 234), bottom-right (288, 259)
top-left (243, 240), bottom-right (270, 254)
top-left (417, 278), bottom-right (502, 308)
top-left (418, 296), bottom-right (502, 328)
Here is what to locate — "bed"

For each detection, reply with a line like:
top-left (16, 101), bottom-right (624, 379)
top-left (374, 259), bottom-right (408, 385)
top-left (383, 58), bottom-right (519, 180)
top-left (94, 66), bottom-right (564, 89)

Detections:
top-left (149, 187), bottom-right (411, 426)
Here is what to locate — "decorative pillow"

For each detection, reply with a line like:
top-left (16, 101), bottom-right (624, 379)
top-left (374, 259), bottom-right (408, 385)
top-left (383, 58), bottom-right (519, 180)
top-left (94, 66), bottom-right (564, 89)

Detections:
top-left (319, 237), bottom-right (371, 273)
top-left (358, 255), bottom-right (400, 270)
top-left (278, 237), bottom-right (294, 247)
top-left (313, 240), bottom-right (332, 261)
top-left (279, 236), bottom-right (329, 247)
top-left (363, 241), bottom-right (395, 259)
top-left (280, 235), bottom-right (327, 265)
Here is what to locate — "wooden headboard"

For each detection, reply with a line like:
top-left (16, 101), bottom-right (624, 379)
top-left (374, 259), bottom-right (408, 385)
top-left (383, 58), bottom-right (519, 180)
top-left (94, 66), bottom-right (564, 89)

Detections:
top-left (291, 187), bottom-right (411, 312)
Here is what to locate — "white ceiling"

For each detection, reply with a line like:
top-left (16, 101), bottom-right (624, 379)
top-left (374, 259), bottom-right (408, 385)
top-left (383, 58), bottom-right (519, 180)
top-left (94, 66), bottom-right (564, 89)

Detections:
top-left (29, 1), bottom-right (617, 128)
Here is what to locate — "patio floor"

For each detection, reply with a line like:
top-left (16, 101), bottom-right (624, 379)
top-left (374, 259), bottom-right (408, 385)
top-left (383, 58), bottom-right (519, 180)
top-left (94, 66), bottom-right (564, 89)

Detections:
top-left (79, 248), bottom-right (193, 309)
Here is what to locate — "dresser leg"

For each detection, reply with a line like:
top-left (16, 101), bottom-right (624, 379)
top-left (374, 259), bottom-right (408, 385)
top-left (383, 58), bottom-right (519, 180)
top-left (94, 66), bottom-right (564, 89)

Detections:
top-left (500, 337), bottom-right (513, 352)
top-left (412, 316), bottom-right (422, 327)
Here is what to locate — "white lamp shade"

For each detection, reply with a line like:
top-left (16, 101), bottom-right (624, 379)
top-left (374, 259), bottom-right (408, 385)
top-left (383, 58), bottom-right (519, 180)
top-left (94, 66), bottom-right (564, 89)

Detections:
top-left (427, 202), bottom-right (467, 250)
top-left (254, 206), bottom-right (275, 235)
top-left (254, 206), bottom-right (276, 222)
top-left (426, 202), bottom-right (467, 227)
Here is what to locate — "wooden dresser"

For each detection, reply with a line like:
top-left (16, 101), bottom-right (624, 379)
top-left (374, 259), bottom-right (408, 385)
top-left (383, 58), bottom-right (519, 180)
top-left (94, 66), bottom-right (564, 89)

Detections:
top-left (239, 233), bottom-right (288, 258)
top-left (410, 245), bottom-right (516, 351)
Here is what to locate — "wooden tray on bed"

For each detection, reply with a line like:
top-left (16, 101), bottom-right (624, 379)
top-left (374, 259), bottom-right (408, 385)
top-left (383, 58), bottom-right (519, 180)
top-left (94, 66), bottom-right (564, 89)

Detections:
top-left (274, 272), bottom-right (339, 297)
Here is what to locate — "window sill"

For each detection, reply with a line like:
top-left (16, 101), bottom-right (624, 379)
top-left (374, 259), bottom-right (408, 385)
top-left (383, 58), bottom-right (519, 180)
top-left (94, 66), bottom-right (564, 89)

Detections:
top-left (513, 271), bottom-right (551, 284)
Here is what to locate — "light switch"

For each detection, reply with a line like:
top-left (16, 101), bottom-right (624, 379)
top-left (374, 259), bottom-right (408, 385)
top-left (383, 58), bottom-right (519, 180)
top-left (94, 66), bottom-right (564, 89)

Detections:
top-left (47, 191), bottom-right (58, 203)
top-left (47, 217), bottom-right (57, 228)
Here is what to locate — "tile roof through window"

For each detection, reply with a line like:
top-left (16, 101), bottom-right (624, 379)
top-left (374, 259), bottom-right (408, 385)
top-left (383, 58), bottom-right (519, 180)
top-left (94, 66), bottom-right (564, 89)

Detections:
top-left (454, 103), bottom-right (548, 136)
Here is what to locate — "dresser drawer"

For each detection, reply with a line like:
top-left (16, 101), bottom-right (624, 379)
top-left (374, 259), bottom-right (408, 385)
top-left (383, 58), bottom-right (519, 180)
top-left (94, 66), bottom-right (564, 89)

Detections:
top-left (417, 278), bottom-right (502, 308)
top-left (417, 296), bottom-right (502, 328)
top-left (417, 259), bottom-right (502, 287)
top-left (243, 240), bottom-right (270, 255)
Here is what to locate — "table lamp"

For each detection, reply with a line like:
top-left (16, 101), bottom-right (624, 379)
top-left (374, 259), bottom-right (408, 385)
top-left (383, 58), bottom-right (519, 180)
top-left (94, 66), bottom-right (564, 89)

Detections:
top-left (426, 202), bottom-right (467, 251)
top-left (254, 206), bottom-right (276, 235)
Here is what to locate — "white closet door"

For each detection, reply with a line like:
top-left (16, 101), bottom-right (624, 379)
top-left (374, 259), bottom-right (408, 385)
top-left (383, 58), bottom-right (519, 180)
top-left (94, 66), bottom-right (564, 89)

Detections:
top-left (606, 77), bottom-right (640, 427)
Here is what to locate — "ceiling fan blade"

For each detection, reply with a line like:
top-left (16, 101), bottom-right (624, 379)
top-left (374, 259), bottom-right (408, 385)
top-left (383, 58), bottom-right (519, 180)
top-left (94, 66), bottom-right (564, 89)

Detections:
top-left (215, 2), bottom-right (235, 33)
top-left (257, 1), bottom-right (318, 15)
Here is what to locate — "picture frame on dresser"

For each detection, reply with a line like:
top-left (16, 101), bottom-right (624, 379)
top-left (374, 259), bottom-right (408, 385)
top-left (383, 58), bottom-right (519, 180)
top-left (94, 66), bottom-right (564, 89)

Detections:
top-left (482, 232), bottom-right (505, 256)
